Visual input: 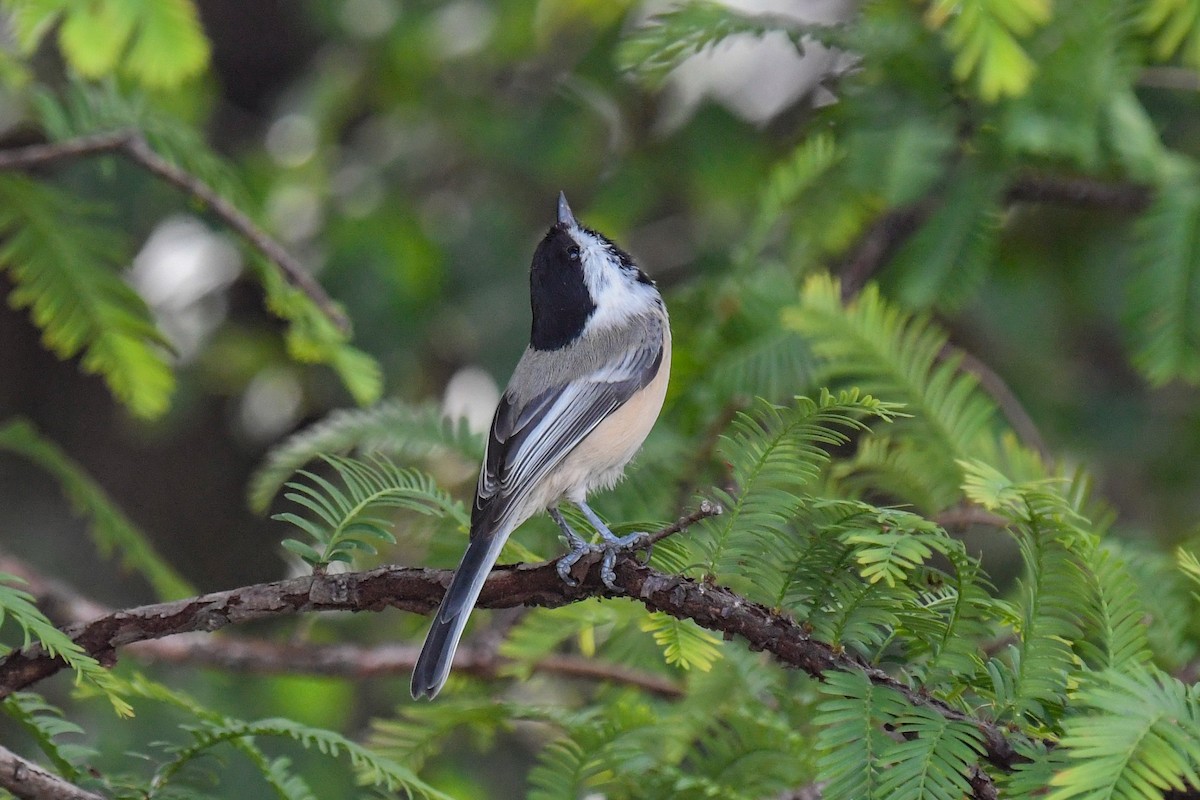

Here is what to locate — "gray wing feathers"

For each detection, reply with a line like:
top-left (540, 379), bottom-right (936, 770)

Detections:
top-left (471, 314), bottom-right (664, 539)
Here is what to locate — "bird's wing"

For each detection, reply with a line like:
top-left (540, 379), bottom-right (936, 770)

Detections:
top-left (471, 335), bottom-right (664, 538)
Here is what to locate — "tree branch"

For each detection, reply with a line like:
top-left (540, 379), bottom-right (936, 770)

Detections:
top-left (0, 744), bottom-right (104, 800)
top-left (0, 550), bottom-right (684, 698)
top-left (0, 506), bottom-right (1025, 776)
top-left (0, 130), bottom-right (349, 334)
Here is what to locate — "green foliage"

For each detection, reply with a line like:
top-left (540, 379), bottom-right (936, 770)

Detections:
top-left (248, 401), bottom-right (483, 513)
top-left (617, 0), bottom-right (815, 88)
top-left (33, 80), bottom-right (245, 203)
top-left (785, 275), bottom-right (999, 511)
top-left (274, 454), bottom-right (467, 569)
top-left (963, 461), bottom-right (1096, 722)
top-left (1080, 547), bottom-right (1153, 672)
top-left (0, 174), bottom-right (174, 418)
top-left (4, 0), bottom-right (209, 88)
top-left (884, 159), bottom-right (1007, 311)
top-left (924, 0), bottom-right (1052, 101)
top-left (638, 612), bottom-right (723, 671)
top-left (690, 390), bottom-right (900, 593)
top-left (2, 692), bottom-right (96, 781)
top-left (816, 670), bottom-right (984, 800)
top-left (0, 418), bottom-right (194, 600)
top-left (0, 574), bottom-right (131, 716)
top-left (1127, 168), bottom-right (1200, 385)
top-left (1047, 668), bottom-right (1200, 799)
top-left (253, 261), bottom-right (383, 408)
top-left (8, 1), bottom-right (1200, 798)
top-left (1140, 0), bottom-right (1200, 68)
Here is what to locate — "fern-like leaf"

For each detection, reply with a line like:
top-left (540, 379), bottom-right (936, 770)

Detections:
top-left (1047, 667), bottom-right (1200, 800)
top-left (925, 0), bottom-right (1052, 101)
top-left (2, 692), bottom-right (96, 781)
top-left (249, 401), bottom-right (483, 512)
top-left (1126, 170), bottom-right (1200, 385)
top-left (153, 716), bottom-right (452, 799)
top-left (964, 460), bottom-right (1094, 722)
top-left (876, 705), bottom-right (987, 800)
top-left (693, 390), bottom-right (899, 600)
top-left (884, 158), bottom-right (1006, 311)
top-left (0, 175), bottom-right (174, 418)
top-left (0, 418), bottom-right (194, 600)
top-left (1078, 546), bottom-right (1152, 673)
top-left (7, 0), bottom-right (209, 88)
top-left (785, 274), bottom-right (999, 510)
top-left (617, 0), bottom-right (819, 88)
top-left (1141, 0), bottom-right (1200, 68)
top-left (816, 670), bottom-right (909, 800)
top-left (639, 611), bottom-right (723, 672)
top-left (33, 81), bottom-right (244, 204)
top-left (0, 574), bottom-right (131, 716)
top-left (275, 454), bottom-right (466, 569)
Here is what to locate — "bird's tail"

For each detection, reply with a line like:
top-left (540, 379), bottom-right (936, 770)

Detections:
top-left (411, 528), bottom-right (508, 699)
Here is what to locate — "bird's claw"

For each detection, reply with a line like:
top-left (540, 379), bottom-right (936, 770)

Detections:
top-left (557, 532), bottom-right (650, 591)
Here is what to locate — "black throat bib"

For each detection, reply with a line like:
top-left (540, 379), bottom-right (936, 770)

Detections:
top-left (529, 226), bottom-right (596, 351)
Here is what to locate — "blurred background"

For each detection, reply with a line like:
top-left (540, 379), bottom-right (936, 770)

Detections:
top-left (3, 0), bottom-right (1200, 795)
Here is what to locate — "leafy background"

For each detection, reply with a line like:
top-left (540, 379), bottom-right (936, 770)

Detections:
top-left (3, 0), bottom-right (1200, 797)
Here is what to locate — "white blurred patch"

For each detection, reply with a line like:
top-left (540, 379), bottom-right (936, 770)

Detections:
top-left (266, 183), bottom-right (324, 243)
top-left (442, 366), bottom-right (500, 435)
top-left (429, 0), bottom-right (496, 59)
top-left (340, 0), bottom-right (400, 39)
top-left (332, 160), bottom-right (385, 218)
top-left (129, 216), bottom-right (242, 362)
top-left (648, 0), bottom-right (855, 129)
top-left (265, 114), bottom-right (318, 168)
top-left (239, 367), bottom-right (304, 442)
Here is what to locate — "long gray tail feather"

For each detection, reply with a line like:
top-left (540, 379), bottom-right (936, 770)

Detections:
top-left (411, 531), bottom-right (507, 699)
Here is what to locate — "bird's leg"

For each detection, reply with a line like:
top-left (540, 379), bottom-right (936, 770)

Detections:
top-left (575, 500), bottom-right (649, 589)
top-left (549, 506), bottom-right (593, 587)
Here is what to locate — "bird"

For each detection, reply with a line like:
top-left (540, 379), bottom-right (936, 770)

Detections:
top-left (411, 192), bottom-right (671, 700)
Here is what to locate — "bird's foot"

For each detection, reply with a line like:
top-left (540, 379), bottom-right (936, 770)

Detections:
top-left (556, 530), bottom-right (649, 589)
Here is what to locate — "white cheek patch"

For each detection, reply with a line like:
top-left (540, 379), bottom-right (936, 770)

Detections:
top-left (571, 227), bottom-right (659, 331)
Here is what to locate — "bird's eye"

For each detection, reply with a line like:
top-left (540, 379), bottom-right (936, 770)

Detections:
top-left (567, 245), bottom-right (581, 261)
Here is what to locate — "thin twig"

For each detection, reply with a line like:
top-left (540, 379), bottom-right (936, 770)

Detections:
top-left (838, 201), bottom-right (935, 301)
top-left (934, 505), bottom-right (1009, 530)
top-left (940, 344), bottom-right (1052, 463)
top-left (0, 130), bottom-right (349, 333)
top-left (642, 499), bottom-right (723, 548)
top-left (0, 744), bottom-right (105, 800)
top-left (139, 637), bottom-right (684, 698)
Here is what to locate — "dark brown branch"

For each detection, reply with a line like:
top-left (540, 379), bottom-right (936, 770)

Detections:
top-left (940, 344), bottom-right (1052, 463)
top-left (1005, 173), bottom-right (1152, 213)
top-left (0, 744), bottom-right (104, 800)
top-left (839, 201), bottom-right (935, 301)
top-left (0, 547), bottom-right (688, 699)
top-left (0, 130), bottom-right (349, 333)
top-left (0, 512), bottom-right (1024, 775)
top-left (839, 172), bottom-right (1153, 299)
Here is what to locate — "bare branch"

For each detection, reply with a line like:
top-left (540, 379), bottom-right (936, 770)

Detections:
top-left (0, 130), bottom-right (350, 333)
top-left (135, 636), bottom-right (685, 698)
top-left (0, 744), bottom-right (104, 800)
top-left (838, 201), bottom-right (934, 301)
top-left (1005, 173), bottom-right (1152, 212)
top-left (940, 344), bottom-right (1052, 463)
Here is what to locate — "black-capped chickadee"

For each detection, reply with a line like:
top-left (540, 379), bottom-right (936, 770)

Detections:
top-left (411, 193), bottom-right (671, 700)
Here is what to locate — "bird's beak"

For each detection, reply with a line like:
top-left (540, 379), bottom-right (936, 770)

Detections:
top-left (557, 191), bottom-right (577, 228)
